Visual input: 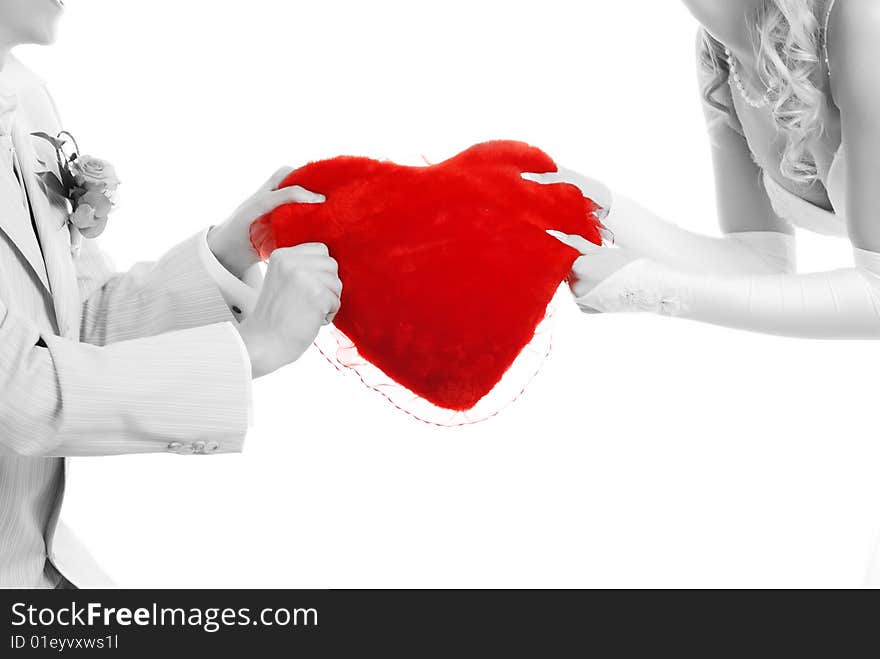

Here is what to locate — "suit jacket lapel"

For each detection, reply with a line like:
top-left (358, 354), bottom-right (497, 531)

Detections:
top-left (12, 121), bottom-right (80, 339)
top-left (0, 138), bottom-right (51, 294)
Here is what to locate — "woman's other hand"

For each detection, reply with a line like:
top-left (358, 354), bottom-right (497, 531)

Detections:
top-left (547, 231), bottom-right (639, 313)
top-left (207, 167), bottom-right (325, 279)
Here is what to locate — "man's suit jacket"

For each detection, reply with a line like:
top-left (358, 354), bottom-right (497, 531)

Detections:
top-left (0, 55), bottom-right (258, 588)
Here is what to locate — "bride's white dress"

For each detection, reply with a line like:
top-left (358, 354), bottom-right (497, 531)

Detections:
top-left (761, 150), bottom-right (848, 238)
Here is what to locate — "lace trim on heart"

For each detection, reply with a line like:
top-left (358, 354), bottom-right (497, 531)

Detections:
top-left (312, 286), bottom-right (566, 426)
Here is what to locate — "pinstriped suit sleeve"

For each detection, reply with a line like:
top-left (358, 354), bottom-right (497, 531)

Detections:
top-left (0, 295), bottom-right (250, 457)
top-left (73, 229), bottom-right (257, 429)
top-left (76, 228), bottom-right (260, 345)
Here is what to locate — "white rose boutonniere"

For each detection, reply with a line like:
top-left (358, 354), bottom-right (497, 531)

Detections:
top-left (32, 131), bottom-right (120, 257)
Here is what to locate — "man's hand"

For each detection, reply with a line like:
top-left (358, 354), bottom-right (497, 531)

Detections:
top-left (207, 167), bottom-right (325, 279)
top-left (235, 243), bottom-right (342, 378)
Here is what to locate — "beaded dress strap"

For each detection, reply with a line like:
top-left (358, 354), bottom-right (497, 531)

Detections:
top-left (823, 0), bottom-right (838, 79)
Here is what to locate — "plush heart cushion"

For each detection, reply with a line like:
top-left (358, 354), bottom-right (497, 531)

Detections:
top-left (250, 141), bottom-right (601, 411)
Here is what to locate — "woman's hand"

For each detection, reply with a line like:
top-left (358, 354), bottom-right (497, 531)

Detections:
top-left (547, 232), bottom-right (639, 313)
top-left (522, 166), bottom-right (613, 220)
top-left (207, 167), bottom-right (325, 279)
top-left (522, 165), bottom-right (636, 311)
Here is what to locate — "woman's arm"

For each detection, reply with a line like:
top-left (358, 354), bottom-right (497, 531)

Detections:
top-left (603, 69), bottom-right (795, 274)
top-left (529, 33), bottom-right (795, 276)
top-left (561, 2), bottom-right (880, 339)
top-left (697, 39), bottom-right (793, 239)
top-left (575, 254), bottom-right (880, 339)
top-left (536, 167), bottom-right (796, 276)
top-left (831, 0), bottom-right (880, 253)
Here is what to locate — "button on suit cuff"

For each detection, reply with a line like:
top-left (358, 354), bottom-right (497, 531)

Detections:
top-left (167, 440), bottom-right (222, 455)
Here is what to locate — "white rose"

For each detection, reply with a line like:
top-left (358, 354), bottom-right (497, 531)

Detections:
top-left (72, 155), bottom-right (120, 192)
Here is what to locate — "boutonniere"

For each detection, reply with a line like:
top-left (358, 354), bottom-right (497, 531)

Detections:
top-left (31, 131), bottom-right (120, 257)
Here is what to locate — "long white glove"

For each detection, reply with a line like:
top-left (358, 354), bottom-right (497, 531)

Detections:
top-left (523, 170), bottom-right (880, 339)
top-left (577, 248), bottom-right (880, 340)
top-left (605, 192), bottom-right (796, 276)
top-left (523, 170), bottom-right (796, 275)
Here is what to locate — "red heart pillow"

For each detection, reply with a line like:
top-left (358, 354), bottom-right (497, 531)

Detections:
top-left (250, 141), bottom-right (601, 415)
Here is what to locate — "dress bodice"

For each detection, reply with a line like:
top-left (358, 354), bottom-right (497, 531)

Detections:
top-left (761, 146), bottom-right (848, 238)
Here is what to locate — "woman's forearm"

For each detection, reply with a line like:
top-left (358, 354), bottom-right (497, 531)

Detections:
top-left (605, 193), bottom-right (796, 276)
top-left (579, 249), bottom-right (880, 340)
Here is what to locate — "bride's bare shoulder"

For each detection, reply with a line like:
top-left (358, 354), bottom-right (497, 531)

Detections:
top-left (828, 0), bottom-right (880, 110)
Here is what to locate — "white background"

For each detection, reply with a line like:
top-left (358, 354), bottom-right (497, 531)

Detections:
top-left (18, 0), bottom-right (880, 588)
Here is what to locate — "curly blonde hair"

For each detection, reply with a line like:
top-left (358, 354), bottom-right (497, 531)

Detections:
top-left (700, 0), bottom-right (826, 184)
